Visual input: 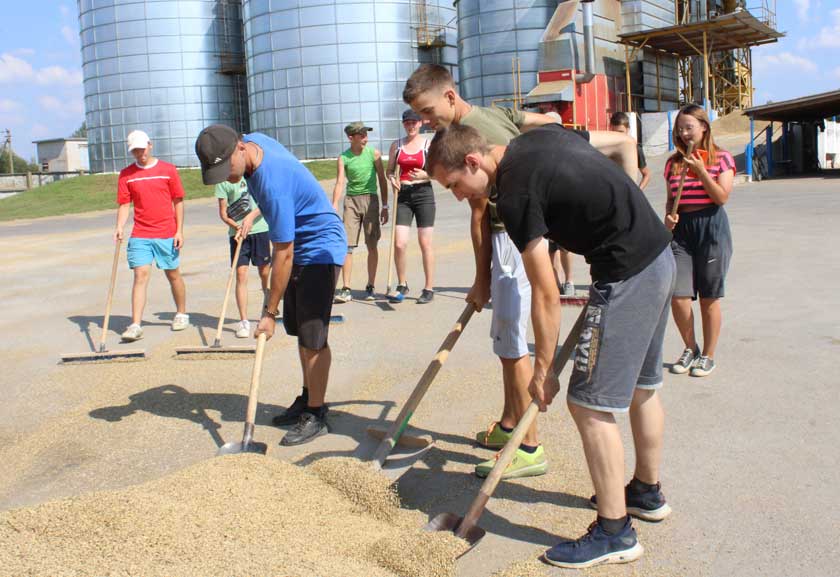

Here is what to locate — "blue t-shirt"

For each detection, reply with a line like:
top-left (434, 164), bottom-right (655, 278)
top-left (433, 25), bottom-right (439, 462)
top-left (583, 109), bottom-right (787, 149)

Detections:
top-left (244, 133), bottom-right (346, 265)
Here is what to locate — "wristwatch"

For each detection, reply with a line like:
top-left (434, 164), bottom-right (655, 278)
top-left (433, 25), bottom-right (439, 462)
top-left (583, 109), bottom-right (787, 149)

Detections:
top-left (263, 305), bottom-right (279, 318)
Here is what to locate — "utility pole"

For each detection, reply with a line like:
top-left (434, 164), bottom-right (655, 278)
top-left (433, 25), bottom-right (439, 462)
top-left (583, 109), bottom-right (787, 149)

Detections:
top-left (3, 129), bottom-right (12, 174)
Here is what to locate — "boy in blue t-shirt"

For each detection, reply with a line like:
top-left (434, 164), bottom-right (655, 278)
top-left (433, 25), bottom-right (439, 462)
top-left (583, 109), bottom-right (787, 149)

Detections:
top-left (196, 125), bottom-right (347, 447)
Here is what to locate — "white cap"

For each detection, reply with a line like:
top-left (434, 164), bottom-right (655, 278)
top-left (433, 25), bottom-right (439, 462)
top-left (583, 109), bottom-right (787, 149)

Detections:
top-left (126, 130), bottom-right (151, 151)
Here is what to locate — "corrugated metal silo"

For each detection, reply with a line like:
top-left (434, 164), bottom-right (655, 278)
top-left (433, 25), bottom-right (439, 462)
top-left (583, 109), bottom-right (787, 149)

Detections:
top-left (78, 0), bottom-right (248, 173)
top-left (242, 0), bottom-right (458, 160)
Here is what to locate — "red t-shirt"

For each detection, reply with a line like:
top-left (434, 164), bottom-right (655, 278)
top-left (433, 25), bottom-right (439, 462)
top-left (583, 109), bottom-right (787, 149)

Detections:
top-left (117, 160), bottom-right (185, 238)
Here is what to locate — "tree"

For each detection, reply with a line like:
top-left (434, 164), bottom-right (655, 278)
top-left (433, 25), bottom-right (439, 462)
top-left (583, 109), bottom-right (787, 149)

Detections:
top-left (71, 122), bottom-right (87, 139)
top-left (0, 146), bottom-right (41, 174)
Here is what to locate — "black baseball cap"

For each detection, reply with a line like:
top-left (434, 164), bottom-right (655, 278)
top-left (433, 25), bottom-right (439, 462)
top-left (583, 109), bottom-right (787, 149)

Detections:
top-left (195, 124), bottom-right (239, 185)
top-left (402, 109), bottom-right (421, 122)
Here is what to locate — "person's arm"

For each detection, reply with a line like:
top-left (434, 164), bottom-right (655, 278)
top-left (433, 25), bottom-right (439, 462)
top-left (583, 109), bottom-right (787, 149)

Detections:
top-left (684, 152), bottom-right (734, 205)
top-left (639, 165), bottom-right (651, 190)
top-left (587, 131), bottom-right (638, 180)
top-left (254, 241), bottom-right (294, 340)
top-left (115, 203), bottom-right (130, 241)
top-left (332, 155), bottom-right (345, 211)
top-left (520, 237), bottom-right (562, 412)
top-left (173, 197), bottom-right (184, 249)
top-left (466, 197), bottom-right (492, 311)
top-left (519, 111), bottom-right (560, 132)
top-left (217, 198), bottom-right (241, 235)
top-left (373, 149), bottom-right (389, 225)
top-left (239, 207), bottom-right (262, 239)
top-left (386, 140), bottom-right (400, 192)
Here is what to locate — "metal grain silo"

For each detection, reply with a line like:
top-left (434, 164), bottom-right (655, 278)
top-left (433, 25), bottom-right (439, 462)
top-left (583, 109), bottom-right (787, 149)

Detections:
top-left (456, 0), bottom-right (556, 106)
top-left (78, 0), bottom-right (248, 173)
top-left (242, 0), bottom-right (457, 159)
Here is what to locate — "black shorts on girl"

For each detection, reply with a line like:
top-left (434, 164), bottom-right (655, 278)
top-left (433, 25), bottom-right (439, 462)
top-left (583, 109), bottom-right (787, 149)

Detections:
top-left (671, 205), bottom-right (732, 299)
top-left (396, 182), bottom-right (436, 228)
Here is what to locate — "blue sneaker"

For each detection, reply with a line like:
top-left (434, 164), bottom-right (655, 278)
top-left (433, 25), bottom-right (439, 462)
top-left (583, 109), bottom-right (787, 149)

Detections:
top-left (388, 284), bottom-right (408, 303)
top-left (589, 480), bottom-right (672, 522)
top-left (543, 519), bottom-right (643, 569)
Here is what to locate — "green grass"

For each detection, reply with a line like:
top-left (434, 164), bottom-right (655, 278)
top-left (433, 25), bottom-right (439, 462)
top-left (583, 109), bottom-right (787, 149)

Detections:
top-left (0, 160), bottom-right (338, 222)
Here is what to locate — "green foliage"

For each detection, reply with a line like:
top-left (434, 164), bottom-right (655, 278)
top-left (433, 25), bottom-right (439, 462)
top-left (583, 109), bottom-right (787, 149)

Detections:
top-left (0, 147), bottom-right (40, 174)
top-left (71, 122), bottom-right (88, 138)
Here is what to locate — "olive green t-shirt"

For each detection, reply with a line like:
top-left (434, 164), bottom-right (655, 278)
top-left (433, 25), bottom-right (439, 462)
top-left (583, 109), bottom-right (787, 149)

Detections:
top-left (460, 106), bottom-right (527, 232)
top-left (214, 178), bottom-right (269, 237)
top-left (341, 146), bottom-right (378, 196)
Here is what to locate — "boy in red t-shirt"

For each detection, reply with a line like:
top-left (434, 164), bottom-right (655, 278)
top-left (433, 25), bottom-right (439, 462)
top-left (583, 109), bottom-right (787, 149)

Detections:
top-left (115, 130), bottom-right (189, 341)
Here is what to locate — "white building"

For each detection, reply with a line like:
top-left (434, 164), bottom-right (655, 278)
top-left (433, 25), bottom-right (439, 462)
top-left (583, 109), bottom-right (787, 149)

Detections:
top-left (33, 138), bottom-right (90, 173)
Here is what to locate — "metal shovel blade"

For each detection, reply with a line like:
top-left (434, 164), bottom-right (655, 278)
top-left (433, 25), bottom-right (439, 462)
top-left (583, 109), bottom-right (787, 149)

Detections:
top-left (217, 439), bottom-right (268, 456)
top-left (425, 513), bottom-right (486, 553)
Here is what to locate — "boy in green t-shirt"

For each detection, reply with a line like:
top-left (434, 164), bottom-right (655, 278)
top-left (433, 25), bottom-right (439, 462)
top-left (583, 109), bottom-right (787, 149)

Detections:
top-left (215, 177), bottom-right (271, 338)
top-left (331, 122), bottom-right (389, 303)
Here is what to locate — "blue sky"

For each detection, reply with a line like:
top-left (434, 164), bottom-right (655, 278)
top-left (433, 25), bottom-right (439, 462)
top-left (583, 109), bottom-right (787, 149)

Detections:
top-left (0, 1), bottom-right (837, 161)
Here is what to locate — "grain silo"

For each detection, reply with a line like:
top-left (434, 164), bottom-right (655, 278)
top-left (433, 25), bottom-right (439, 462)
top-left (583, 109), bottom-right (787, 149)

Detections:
top-left (242, 0), bottom-right (458, 159)
top-left (78, 0), bottom-right (248, 172)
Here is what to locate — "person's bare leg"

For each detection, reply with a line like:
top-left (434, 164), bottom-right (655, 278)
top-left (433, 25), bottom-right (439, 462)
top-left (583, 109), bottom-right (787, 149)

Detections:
top-left (258, 264), bottom-right (270, 307)
top-left (417, 226), bottom-right (435, 290)
top-left (298, 346), bottom-right (309, 391)
top-left (500, 355), bottom-right (538, 446)
top-left (670, 297), bottom-right (697, 350)
top-left (235, 265), bottom-right (248, 321)
top-left (550, 249), bottom-right (564, 287)
top-left (300, 345), bottom-right (331, 407)
top-left (629, 388), bottom-right (664, 485)
top-left (569, 401), bottom-right (626, 519)
top-left (366, 244), bottom-right (378, 287)
top-left (699, 297), bottom-right (721, 358)
top-left (394, 224), bottom-right (410, 285)
top-left (560, 249), bottom-right (574, 286)
top-left (130, 265), bottom-right (151, 325)
top-left (342, 251), bottom-right (353, 288)
top-left (164, 268), bottom-right (186, 314)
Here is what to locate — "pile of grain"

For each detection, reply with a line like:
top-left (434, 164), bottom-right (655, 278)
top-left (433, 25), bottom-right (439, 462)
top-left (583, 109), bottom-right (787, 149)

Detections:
top-left (712, 110), bottom-right (769, 136)
top-left (0, 455), bottom-right (467, 577)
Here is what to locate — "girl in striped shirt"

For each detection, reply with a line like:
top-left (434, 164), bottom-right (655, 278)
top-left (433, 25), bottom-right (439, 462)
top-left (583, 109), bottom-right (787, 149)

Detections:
top-left (664, 104), bottom-right (735, 377)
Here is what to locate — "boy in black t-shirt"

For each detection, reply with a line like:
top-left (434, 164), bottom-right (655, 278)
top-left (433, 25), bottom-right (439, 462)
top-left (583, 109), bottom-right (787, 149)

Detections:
top-left (427, 123), bottom-right (676, 569)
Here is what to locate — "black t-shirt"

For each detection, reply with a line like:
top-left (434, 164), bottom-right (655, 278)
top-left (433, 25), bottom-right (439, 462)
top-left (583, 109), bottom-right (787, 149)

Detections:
top-left (495, 124), bottom-right (671, 283)
top-left (637, 143), bottom-right (647, 170)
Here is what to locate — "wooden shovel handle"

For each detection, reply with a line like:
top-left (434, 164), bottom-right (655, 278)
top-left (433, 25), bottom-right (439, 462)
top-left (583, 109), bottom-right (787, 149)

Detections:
top-left (214, 235), bottom-right (244, 345)
top-left (98, 239), bottom-right (122, 353)
top-left (245, 333), bottom-right (268, 427)
top-left (456, 305), bottom-right (588, 538)
top-left (386, 186), bottom-right (398, 293)
top-left (371, 302), bottom-right (476, 469)
top-left (669, 141), bottom-right (695, 220)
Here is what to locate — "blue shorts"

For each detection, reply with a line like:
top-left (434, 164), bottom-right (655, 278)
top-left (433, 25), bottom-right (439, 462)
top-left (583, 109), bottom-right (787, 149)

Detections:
top-left (127, 237), bottom-right (180, 270)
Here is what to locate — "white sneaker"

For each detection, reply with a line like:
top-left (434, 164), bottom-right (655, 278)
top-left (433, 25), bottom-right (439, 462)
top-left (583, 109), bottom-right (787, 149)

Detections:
top-left (121, 323), bottom-right (143, 342)
top-left (235, 319), bottom-right (251, 339)
top-left (171, 313), bottom-right (190, 331)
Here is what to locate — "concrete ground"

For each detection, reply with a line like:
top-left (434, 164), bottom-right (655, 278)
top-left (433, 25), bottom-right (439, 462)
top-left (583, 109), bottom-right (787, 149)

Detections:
top-left (0, 152), bottom-right (838, 576)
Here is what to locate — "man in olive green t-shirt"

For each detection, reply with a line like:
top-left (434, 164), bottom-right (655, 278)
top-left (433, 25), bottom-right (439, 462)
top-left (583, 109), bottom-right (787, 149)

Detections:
top-left (331, 122), bottom-right (389, 303)
top-left (215, 177), bottom-right (271, 338)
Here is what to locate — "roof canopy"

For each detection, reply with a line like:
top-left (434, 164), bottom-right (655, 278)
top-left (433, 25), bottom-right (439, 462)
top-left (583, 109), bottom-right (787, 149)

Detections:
top-left (744, 90), bottom-right (840, 122)
top-left (618, 10), bottom-right (783, 56)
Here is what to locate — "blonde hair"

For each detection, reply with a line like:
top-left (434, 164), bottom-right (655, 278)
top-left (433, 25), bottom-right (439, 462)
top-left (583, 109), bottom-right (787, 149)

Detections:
top-left (669, 104), bottom-right (723, 175)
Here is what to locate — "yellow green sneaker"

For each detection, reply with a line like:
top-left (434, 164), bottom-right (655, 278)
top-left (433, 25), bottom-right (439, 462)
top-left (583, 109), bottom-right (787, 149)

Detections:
top-left (475, 421), bottom-right (513, 449)
top-left (474, 445), bottom-right (548, 479)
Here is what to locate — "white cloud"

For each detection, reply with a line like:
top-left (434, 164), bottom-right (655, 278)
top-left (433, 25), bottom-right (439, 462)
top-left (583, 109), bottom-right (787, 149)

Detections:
top-left (0, 53), bottom-right (82, 87)
top-left (754, 51), bottom-right (817, 73)
top-left (0, 99), bottom-right (22, 113)
top-left (834, 67), bottom-right (840, 79)
top-left (35, 65), bottom-right (83, 86)
top-left (61, 26), bottom-right (78, 47)
top-left (0, 53), bottom-right (34, 83)
top-left (38, 95), bottom-right (84, 118)
top-left (794, 0), bottom-right (810, 21)
top-left (60, 4), bottom-right (70, 17)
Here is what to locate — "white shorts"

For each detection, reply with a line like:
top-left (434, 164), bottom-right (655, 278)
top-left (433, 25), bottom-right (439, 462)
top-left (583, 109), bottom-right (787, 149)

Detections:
top-left (490, 231), bottom-right (531, 359)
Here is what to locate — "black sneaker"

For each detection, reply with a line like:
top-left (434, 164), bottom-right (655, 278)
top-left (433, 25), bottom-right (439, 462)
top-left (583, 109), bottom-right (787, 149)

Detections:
top-left (543, 518), bottom-right (643, 568)
top-left (281, 410), bottom-right (328, 446)
top-left (364, 284), bottom-right (376, 301)
top-left (271, 395), bottom-right (308, 427)
top-left (670, 346), bottom-right (700, 374)
top-left (589, 480), bottom-right (672, 522)
top-left (417, 289), bottom-right (434, 304)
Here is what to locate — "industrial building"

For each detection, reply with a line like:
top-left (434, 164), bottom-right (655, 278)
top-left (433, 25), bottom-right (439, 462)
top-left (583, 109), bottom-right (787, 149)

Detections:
top-left (77, 0), bottom-right (779, 171)
top-left (33, 137), bottom-right (91, 173)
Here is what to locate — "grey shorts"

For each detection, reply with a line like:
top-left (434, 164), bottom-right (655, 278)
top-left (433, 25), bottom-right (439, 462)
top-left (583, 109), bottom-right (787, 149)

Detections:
top-left (343, 193), bottom-right (381, 250)
top-left (567, 247), bottom-right (676, 413)
top-left (672, 205), bottom-right (732, 299)
top-left (490, 231), bottom-right (531, 359)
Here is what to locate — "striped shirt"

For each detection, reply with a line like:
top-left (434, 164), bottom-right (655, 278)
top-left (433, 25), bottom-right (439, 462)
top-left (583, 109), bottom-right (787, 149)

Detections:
top-left (664, 150), bottom-right (735, 207)
top-left (117, 159), bottom-right (185, 238)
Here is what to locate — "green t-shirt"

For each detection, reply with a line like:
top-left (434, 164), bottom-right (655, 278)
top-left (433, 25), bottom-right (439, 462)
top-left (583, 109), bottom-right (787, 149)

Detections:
top-left (461, 106), bottom-right (527, 232)
top-left (341, 146), bottom-right (378, 196)
top-left (214, 178), bottom-right (269, 237)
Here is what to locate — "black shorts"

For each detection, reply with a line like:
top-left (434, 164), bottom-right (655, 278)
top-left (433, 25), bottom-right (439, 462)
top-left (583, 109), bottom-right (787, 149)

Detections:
top-left (230, 232), bottom-right (272, 267)
top-left (671, 205), bottom-right (732, 299)
top-left (547, 240), bottom-right (568, 254)
top-left (396, 182), bottom-right (436, 228)
top-left (283, 264), bottom-right (340, 350)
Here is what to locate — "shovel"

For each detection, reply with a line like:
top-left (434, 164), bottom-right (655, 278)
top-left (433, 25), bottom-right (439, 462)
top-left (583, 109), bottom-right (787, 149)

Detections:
top-left (368, 302), bottom-right (476, 470)
top-left (426, 305), bottom-right (588, 550)
top-left (669, 141), bottom-right (695, 221)
top-left (218, 332), bottom-right (269, 456)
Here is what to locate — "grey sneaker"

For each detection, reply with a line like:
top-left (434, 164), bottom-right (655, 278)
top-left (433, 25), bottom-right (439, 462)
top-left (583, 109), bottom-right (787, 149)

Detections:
top-left (670, 347), bottom-right (699, 374)
top-left (562, 281), bottom-right (575, 296)
top-left (690, 355), bottom-right (716, 377)
top-left (334, 287), bottom-right (352, 303)
top-left (171, 313), bottom-right (190, 331)
top-left (388, 284), bottom-right (409, 303)
top-left (121, 323), bottom-right (143, 342)
top-left (364, 284), bottom-right (375, 301)
top-left (417, 289), bottom-right (434, 304)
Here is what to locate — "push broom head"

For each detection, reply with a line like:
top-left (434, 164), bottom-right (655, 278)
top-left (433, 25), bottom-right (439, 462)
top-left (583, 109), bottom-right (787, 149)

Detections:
top-left (60, 349), bottom-right (146, 364)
